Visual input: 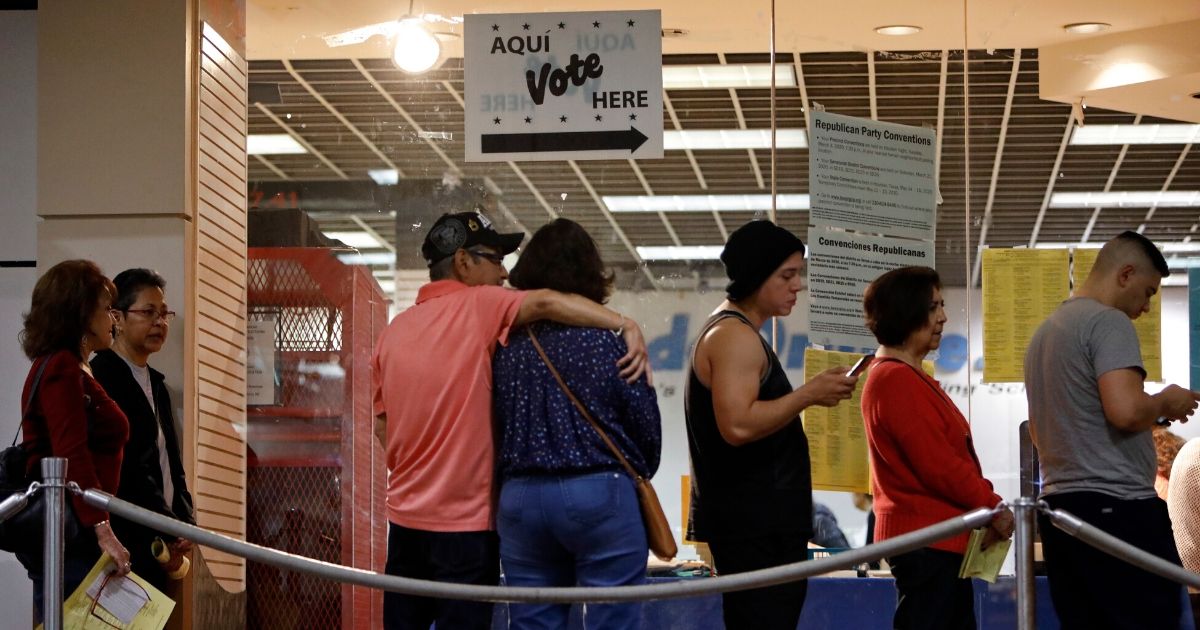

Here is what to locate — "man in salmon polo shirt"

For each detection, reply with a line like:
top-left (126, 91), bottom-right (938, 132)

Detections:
top-left (371, 211), bottom-right (651, 630)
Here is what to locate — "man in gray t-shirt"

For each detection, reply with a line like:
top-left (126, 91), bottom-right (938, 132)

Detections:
top-left (1024, 230), bottom-right (1198, 630)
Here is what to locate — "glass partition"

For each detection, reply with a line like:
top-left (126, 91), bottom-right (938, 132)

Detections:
top-left (234, 0), bottom-right (1200, 624)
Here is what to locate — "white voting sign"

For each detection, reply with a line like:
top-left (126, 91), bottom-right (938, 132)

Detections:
top-left (464, 10), bottom-right (663, 162)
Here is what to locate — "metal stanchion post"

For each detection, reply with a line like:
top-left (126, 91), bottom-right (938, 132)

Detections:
top-left (1012, 496), bottom-right (1037, 630)
top-left (41, 457), bottom-right (67, 630)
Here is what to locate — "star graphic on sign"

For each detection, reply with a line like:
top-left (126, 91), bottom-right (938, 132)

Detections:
top-left (629, 113), bottom-right (638, 120)
top-left (595, 114), bottom-right (603, 121)
top-left (493, 117), bottom-right (501, 124)
top-left (592, 21), bottom-right (600, 28)
top-left (524, 116), bottom-right (532, 124)
top-left (627, 19), bottom-right (636, 27)
top-left (560, 115), bottom-right (568, 123)
top-left (491, 24), bottom-right (499, 31)
top-left (557, 22), bottom-right (566, 29)
top-left (522, 23), bottom-right (530, 30)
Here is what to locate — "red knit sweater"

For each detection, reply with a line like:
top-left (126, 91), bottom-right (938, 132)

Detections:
top-left (21, 351), bottom-right (129, 525)
top-left (860, 358), bottom-right (1001, 554)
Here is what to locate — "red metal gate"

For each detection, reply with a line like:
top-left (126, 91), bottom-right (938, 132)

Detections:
top-left (245, 248), bottom-right (389, 629)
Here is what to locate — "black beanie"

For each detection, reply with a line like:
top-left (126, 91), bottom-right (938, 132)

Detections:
top-left (721, 220), bottom-right (806, 300)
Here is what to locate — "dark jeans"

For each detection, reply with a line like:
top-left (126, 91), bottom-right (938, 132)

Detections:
top-left (887, 547), bottom-right (974, 630)
top-left (16, 530), bottom-right (100, 625)
top-left (709, 533), bottom-right (809, 630)
top-left (383, 522), bottom-right (499, 630)
top-left (1039, 492), bottom-right (1183, 630)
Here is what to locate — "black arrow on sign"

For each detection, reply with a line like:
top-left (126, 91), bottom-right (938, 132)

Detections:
top-left (481, 126), bottom-right (649, 154)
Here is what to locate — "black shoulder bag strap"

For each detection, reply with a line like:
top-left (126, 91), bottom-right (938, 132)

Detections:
top-left (12, 357), bottom-right (52, 448)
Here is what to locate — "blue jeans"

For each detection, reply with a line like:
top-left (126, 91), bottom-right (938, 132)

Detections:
top-left (498, 472), bottom-right (648, 630)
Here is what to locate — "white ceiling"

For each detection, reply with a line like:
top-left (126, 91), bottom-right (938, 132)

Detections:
top-left (243, 0), bottom-right (1200, 289)
top-left (247, 0), bottom-right (1200, 59)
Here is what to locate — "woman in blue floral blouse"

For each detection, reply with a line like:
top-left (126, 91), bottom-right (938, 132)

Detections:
top-left (493, 218), bottom-right (662, 630)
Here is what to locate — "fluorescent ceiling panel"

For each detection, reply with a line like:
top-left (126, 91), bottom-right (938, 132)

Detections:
top-left (337, 252), bottom-right (395, 265)
top-left (664, 129), bottom-right (807, 150)
top-left (368, 168), bottom-right (399, 185)
top-left (1049, 191), bottom-right (1200, 208)
top-left (1069, 124), bottom-right (1200, 145)
top-left (247, 134), bottom-right (307, 155)
top-left (324, 231), bottom-right (384, 249)
top-left (604, 194), bottom-right (810, 212)
top-left (637, 246), bottom-right (724, 261)
top-left (662, 64), bottom-right (796, 89)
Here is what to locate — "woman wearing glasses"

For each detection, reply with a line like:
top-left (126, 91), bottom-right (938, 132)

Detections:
top-left (17, 260), bottom-right (131, 621)
top-left (90, 269), bottom-right (195, 596)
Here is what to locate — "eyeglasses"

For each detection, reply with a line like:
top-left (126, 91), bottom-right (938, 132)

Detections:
top-left (124, 308), bottom-right (176, 322)
top-left (466, 249), bottom-right (505, 266)
top-left (87, 570), bottom-right (150, 629)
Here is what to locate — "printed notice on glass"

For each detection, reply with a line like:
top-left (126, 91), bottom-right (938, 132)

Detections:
top-left (1071, 247), bottom-right (1162, 381)
top-left (246, 317), bottom-right (278, 406)
top-left (803, 348), bottom-right (870, 494)
top-left (807, 227), bottom-right (935, 349)
top-left (982, 249), bottom-right (1070, 382)
top-left (464, 11), bottom-right (663, 162)
top-left (809, 110), bottom-right (936, 240)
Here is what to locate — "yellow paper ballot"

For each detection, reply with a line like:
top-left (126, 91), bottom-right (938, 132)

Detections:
top-left (39, 553), bottom-right (174, 630)
top-left (958, 527), bottom-right (1012, 584)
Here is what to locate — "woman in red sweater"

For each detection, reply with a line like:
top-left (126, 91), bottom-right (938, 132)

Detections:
top-left (860, 266), bottom-right (1013, 630)
top-left (16, 260), bottom-right (131, 621)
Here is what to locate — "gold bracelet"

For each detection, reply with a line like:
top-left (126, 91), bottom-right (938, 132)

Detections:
top-left (93, 519), bottom-right (110, 529)
top-left (612, 315), bottom-right (626, 337)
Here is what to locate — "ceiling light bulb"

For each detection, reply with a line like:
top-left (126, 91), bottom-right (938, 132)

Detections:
top-left (874, 25), bottom-right (922, 36)
top-left (1063, 22), bottom-right (1110, 34)
top-left (392, 18), bottom-right (442, 74)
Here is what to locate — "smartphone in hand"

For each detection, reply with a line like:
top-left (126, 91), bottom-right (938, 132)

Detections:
top-left (846, 353), bottom-right (875, 378)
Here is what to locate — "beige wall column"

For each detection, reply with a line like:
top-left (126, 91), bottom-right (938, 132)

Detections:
top-left (38, 1), bottom-right (248, 628)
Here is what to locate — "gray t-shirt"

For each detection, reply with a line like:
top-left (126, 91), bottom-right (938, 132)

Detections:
top-left (1024, 297), bottom-right (1156, 499)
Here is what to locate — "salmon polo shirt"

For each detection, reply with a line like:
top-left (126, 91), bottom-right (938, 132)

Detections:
top-left (371, 279), bottom-right (527, 531)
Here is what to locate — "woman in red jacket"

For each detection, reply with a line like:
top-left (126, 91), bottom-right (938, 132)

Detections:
top-left (16, 260), bottom-right (131, 621)
top-left (860, 266), bottom-right (1013, 630)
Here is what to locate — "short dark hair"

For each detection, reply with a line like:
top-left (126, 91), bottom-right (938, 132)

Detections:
top-left (112, 268), bottom-right (167, 311)
top-left (21, 259), bottom-right (117, 360)
top-left (509, 218), bottom-right (613, 304)
top-left (863, 266), bottom-right (942, 347)
top-left (1116, 230), bottom-right (1169, 277)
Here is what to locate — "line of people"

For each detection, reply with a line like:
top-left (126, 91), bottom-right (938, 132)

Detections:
top-left (18, 218), bottom-right (1195, 630)
top-left (14, 263), bottom-right (194, 624)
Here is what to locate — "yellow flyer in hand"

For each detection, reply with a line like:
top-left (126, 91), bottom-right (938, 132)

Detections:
top-left (958, 527), bottom-right (1011, 584)
top-left (38, 553), bottom-right (174, 630)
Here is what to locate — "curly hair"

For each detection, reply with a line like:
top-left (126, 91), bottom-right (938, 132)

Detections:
top-left (863, 266), bottom-right (942, 347)
top-left (508, 218), bottom-right (614, 304)
top-left (21, 260), bottom-right (116, 360)
top-left (1154, 427), bottom-right (1186, 478)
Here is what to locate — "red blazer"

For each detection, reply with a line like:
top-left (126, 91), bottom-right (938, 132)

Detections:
top-left (21, 350), bottom-right (130, 525)
top-left (860, 357), bottom-right (1001, 554)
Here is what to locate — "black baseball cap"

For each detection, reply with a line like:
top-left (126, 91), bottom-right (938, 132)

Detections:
top-left (421, 211), bottom-right (524, 266)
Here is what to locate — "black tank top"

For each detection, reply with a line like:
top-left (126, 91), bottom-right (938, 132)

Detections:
top-left (685, 310), bottom-right (813, 542)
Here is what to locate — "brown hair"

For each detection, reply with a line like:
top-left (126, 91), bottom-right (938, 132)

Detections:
top-left (1153, 427), bottom-right (1186, 478)
top-left (863, 266), bottom-right (942, 347)
top-left (21, 259), bottom-right (116, 360)
top-left (509, 218), bottom-right (614, 304)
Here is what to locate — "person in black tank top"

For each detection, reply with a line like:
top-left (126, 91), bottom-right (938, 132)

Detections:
top-left (685, 220), bottom-right (861, 630)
